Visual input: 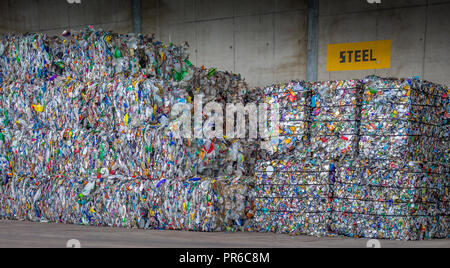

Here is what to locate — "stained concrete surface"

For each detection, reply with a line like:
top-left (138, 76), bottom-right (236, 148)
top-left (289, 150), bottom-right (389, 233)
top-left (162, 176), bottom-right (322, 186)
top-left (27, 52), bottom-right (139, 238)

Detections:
top-left (0, 220), bottom-right (448, 248)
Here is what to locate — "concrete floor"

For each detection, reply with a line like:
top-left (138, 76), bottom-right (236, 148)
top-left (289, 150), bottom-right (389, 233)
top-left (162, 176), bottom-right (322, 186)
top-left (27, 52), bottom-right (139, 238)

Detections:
top-left (0, 220), bottom-right (448, 248)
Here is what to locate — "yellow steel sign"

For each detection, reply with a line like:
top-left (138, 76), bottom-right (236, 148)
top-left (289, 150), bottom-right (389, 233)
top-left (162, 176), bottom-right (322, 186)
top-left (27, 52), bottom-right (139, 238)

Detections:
top-left (327, 40), bottom-right (391, 71)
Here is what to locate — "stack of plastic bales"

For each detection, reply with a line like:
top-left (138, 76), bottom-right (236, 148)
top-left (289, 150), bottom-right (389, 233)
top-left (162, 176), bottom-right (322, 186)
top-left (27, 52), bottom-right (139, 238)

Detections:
top-left (0, 28), bottom-right (255, 180)
top-left (0, 29), bottom-right (255, 231)
top-left (309, 79), bottom-right (364, 238)
top-left (248, 77), bottom-right (448, 240)
top-left (0, 175), bottom-right (252, 231)
top-left (329, 77), bottom-right (448, 240)
top-left (248, 81), bottom-right (329, 236)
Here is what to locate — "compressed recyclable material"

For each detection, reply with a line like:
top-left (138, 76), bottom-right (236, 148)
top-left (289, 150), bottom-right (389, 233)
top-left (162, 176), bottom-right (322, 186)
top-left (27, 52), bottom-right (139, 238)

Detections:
top-left (0, 176), bottom-right (253, 232)
top-left (260, 81), bottom-right (309, 159)
top-left (0, 30), bottom-right (190, 82)
top-left (310, 80), bottom-right (361, 160)
top-left (248, 158), bottom-right (330, 236)
top-left (0, 29), bottom-right (255, 183)
top-left (249, 77), bottom-right (448, 240)
top-left (0, 29), bottom-right (256, 232)
top-left (360, 77), bottom-right (444, 161)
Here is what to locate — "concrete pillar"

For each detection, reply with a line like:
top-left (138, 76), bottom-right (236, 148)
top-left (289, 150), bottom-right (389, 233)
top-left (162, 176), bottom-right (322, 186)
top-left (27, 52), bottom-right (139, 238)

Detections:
top-left (306, 0), bottom-right (319, 82)
top-left (132, 0), bottom-right (142, 34)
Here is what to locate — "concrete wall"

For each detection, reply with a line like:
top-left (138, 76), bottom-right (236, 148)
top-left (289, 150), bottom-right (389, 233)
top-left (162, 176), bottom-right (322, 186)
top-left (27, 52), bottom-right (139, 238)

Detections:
top-left (1, 0), bottom-right (449, 87)
top-left (0, 0), bottom-right (309, 87)
top-left (0, 0), bottom-right (133, 35)
top-left (142, 0), bottom-right (308, 87)
top-left (318, 0), bottom-right (450, 87)
top-left (143, 0), bottom-right (450, 86)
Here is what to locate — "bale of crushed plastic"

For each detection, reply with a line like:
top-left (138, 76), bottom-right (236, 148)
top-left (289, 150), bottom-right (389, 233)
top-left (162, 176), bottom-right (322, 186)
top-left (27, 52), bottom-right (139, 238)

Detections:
top-left (0, 176), bottom-right (253, 232)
